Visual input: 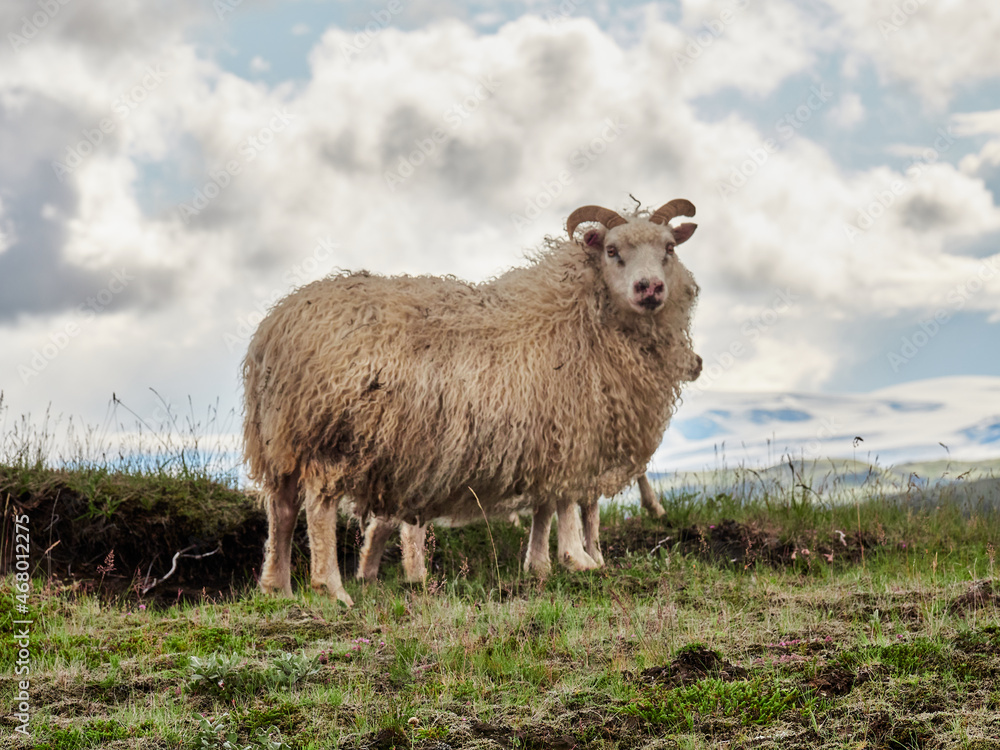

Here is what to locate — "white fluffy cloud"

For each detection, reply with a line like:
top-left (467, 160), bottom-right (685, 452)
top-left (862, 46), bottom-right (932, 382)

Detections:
top-left (829, 0), bottom-right (1000, 109)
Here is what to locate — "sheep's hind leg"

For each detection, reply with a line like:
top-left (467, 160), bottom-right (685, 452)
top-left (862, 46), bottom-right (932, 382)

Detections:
top-left (638, 474), bottom-right (665, 518)
top-left (303, 476), bottom-right (353, 606)
top-left (400, 522), bottom-right (428, 583)
top-left (357, 517), bottom-right (397, 582)
top-left (556, 497), bottom-right (599, 571)
top-left (524, 502), bottom-right (554, 575)
top-left (260, 471), bottom-right (302, 597)
top-left (580, 498), bottom-right (605, 567)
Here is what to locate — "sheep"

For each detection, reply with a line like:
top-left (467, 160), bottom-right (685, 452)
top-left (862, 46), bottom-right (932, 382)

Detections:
top-left (242, 198), bottom-right (701, 604)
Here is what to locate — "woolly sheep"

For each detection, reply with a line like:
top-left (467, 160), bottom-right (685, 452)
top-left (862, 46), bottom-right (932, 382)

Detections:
top-left (242, 199), bottom-right (701, 604)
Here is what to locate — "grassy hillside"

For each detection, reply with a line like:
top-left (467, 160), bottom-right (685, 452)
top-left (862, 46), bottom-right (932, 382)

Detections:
top-left (2, 462), bottom-right (999, 749)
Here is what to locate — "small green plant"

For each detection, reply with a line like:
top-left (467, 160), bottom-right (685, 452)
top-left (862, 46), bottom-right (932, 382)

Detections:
top-left (622, 678), bottom-right (804, 729)
top-left (193, 714), bottom-right (290, 750)
top-left (188, 652), bottom-right (243, 694)
top-left (194, 713), bottom-right (251, 750)
top-left (250, 728), bottom-right (292, 750)
top-left (265, 651), bottom-right (320, 689)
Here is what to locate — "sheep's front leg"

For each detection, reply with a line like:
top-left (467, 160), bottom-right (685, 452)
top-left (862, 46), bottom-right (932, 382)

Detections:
top-left (400, 522), bottom-right (428, 583)
top-left (580, 497), bottom-right (605, 567)
top-left (260, 472), bottom-right (302, 597)
top-left (525, 502), bottom-right (554, 575)
top-left (357, 517), bottom-right (397, 582)
top-left (556, 497), bottom-right (599, 571)
top-left (303, 478), bottom-right (353, 606)
top-left (638, 474), bottom-right (665, 518)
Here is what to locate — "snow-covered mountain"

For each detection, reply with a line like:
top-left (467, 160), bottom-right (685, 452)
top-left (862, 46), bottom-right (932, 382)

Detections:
top-left (650, 376), bottom-right (1000, 474)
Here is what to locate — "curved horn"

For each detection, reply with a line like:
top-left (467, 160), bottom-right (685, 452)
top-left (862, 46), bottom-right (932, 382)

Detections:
top-left (649, 199), bottom-right (696, 225)
top-left (566, 205), bottom-right (628, 241)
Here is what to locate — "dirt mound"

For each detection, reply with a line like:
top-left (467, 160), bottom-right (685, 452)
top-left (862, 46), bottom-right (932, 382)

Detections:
top-left (950, 580), bottom-right (1000, 613)
top-left (805, 665), bottom-right (871, 697)
top-left (625, 645), bottom-right (747, 687)
top-left (1, 466), bottom-right (359, 604)
top-left (601, 516), bottom-right (876, 568)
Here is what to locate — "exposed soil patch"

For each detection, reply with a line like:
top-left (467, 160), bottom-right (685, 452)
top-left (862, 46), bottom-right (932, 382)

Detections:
top-left (1, 467), bottom-right (360, 605)
top-left (625, 645), bottom-right (747, 687)
top-left (866, 711), bottom-right (934, 750)
top-left (469, 721), bottom-right (579, 750)
top-left (950, 579), bottom-right (1000, 613)
top-left (601, 516), bottom-right (878, 568)
top-left (365, 727), bottom-right (410, 750)
top-left (804, 665), bottom-right (870, 697)
top-left (825, 591), bottom-right (930, 625)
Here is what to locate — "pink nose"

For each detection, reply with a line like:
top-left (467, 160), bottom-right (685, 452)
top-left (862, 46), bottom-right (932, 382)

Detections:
top-left (634, 278), bottom-right (665, 299)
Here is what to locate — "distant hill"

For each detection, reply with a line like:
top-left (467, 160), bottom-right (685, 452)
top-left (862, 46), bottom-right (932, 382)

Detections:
top-left (652, 375), bottom-right (1000, 473)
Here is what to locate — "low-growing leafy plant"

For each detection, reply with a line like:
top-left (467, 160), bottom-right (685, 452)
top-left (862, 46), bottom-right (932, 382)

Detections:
top-left (188, 652), bottom-right (243, 695)
top-left (622, 678), bottom-right (805, 729)
top-left (264, 651), bottom-right (320, 689)
top-left (193, 714), bottom-right (291, 750)
top-left (195, 713), bottom-right (250, 750)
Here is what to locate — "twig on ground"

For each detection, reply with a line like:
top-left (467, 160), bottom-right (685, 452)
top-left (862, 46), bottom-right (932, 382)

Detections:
top-left (141, 545), bottom-right (220, 594)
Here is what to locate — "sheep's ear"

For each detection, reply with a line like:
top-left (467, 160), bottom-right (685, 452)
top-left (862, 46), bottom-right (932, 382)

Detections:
top-left (672, 223), bottom-right (697, 245)
top-left (582, 226), bottom-right (606, 250)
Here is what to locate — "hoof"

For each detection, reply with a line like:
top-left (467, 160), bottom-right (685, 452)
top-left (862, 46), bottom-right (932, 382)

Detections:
top-left (562, 551), bottom-right (599, 571)
top-left (311, 582), bottom-right (354, 607)
top-left (524, 559), bottom-right (552, 577)
top-left (259, 579), bottom-right (293, 597)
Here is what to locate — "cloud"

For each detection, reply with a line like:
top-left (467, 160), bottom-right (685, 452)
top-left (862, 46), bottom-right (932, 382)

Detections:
top-left (1, 4), bottom-right (999, 432)
top-left (828, 91), bottom-right (864, 129)
top-left (954, 109), bottom-right (1000, 199)
top-left (830, 0), bottom-right (1000, 109)
top-left (0, 91), bottom-right (179, 322)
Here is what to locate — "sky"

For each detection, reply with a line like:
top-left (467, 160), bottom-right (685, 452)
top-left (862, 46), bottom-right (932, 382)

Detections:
top-left (1, 0), bottom-right (999, 458)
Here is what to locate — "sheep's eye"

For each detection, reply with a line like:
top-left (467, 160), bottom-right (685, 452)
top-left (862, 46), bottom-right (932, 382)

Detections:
top-left (665, 243), bottom-right (676, 255)
top-left (606, 245), bottom-right (619, 259)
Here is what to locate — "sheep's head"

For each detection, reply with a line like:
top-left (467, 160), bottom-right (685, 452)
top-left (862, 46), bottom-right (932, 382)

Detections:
top-left (567, 199), bottom-right (697, 315)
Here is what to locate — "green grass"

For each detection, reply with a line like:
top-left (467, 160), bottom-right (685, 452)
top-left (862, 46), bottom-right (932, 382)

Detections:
top-left (2, 410), bottom-right (999, 748)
